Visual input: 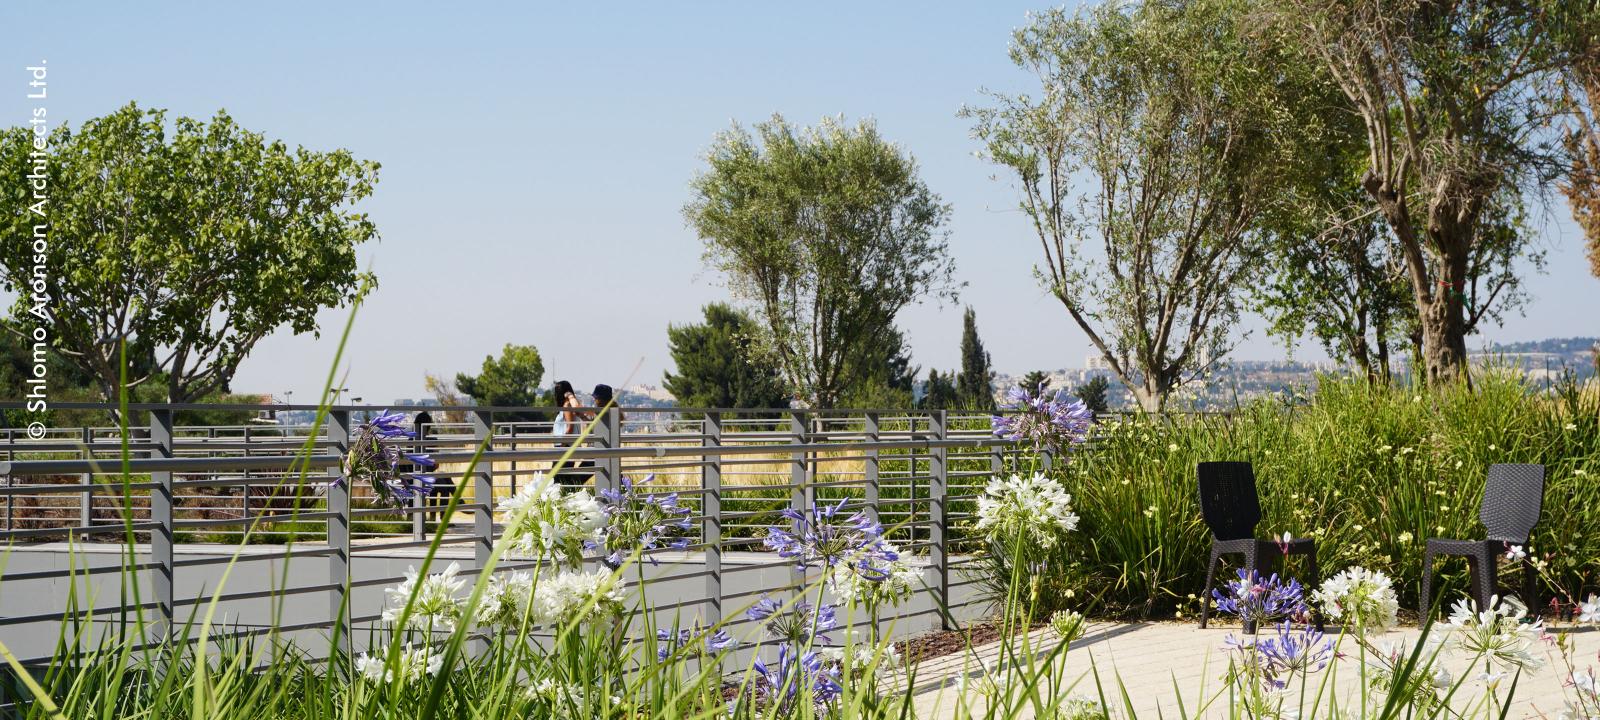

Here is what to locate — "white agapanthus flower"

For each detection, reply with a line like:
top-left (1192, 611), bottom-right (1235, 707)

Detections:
top-left (524, 677), bottom-right (621, 712)
top-left (475, 570), bottom-right (536, 628)
top-left (354, 643), bottom-right (444, 683)
top-left (381, 562), bottom-right (468, 633)
top-left (498, 473), bottom-right (606, 568)
top-left (974, 472), bottom-right (1079, 548)
top-left (1443, 595), bottom-right (1548, 671)
top-left (827, 543), bottom-right (921, 608)
top-left (532, 567), bottom-right (625, 624)
top-left (1312, 566), bottom-right (1399, 636)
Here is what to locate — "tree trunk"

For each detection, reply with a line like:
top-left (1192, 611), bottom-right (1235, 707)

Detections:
top-left (1419, 296), bottom-right (1470, 385)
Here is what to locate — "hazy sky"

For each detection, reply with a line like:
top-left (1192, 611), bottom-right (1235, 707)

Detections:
top-left (5, 2), bottom-right (1596, 403)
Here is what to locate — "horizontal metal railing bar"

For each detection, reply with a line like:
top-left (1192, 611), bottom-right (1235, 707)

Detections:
top-left (0, 437), bottom-right (1013, 476)
top-left (0, 561), bottom-right (161, 582)
top-left (0, 482), bottom-right (162, 497)
top-left (0, 522), bottom-right (164, 539)
top-left (173, 582), bottom-right (344, 607)
top-left (172, 512), bottom-right (340, 529)
top-left (172, 546), bottom-right (339, 569)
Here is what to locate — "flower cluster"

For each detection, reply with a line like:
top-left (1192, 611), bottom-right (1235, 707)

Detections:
top-left (1211, 570), bottom-right (1308, 629)
top-left (748, 595), bottom-right (838, 646)
top-left (819, 630), bottom-right (901, 673)
top-left (354, 643), bottom-right (444, 684)
top-left (1049, 609), bottom-right (1087, 644)
top-left (595, 474), bottom-right (693, 568)
top-left (342, 410), bottom-right (437, 508)
top-left (498, 473), bottom-right (607, 568)
top-left (990, 383), bottom-right (1094, 452)
top-left (1441, 595), bottom-right (1548, 672)
top-left (750, 644), bottom-right (844, 713)
top-left (1312, 566), bottom-right (1399, 636)
top-left (765, 499), bottom-right (897, 579)
top-left (826, 544), bottom-right (920, 609)
top-left (381, 562), bottom-right (468, 633)
top-left (474, 570), bottom-right (536, 628)
top-left (377, 562), bottom-right (623, 636)
top-left (523, 677), bottom-right (620, 716)
top-left (1224, 621), bottom-right (1333, 691)
top-left (655, 624), bottom-right (736, 661)
top-left (974, 473), bottom-right (1080, 548)
top-left (533, 567), bottom-right (626, 625)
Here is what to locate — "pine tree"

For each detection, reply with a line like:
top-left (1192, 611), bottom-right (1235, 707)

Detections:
top-left (955, 307), bottom-right (995, 410)
top-left (919, 369), bottom-right (958, 410)
top-left (1019, 370), bottom-right (1051, 394)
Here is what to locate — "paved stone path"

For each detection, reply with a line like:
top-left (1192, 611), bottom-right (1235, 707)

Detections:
top-left (907, 620), bottom-right (1598, 718)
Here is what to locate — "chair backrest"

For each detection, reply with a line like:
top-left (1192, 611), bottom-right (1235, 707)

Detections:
top-left (1197, 461), bottom-right (1260, 541)
top-left (1479, 463), bottom-right (1545, 544)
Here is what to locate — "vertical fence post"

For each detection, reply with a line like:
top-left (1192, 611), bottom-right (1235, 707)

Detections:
top-left (326, 410), bottom-right (352, 656)
top-left (864, 412), bottom-right (880, 527)
top-left (79, 426), bottom-right (93, 528)
top-left (702, 414), bottom-right (723, 672)
top-left (470, 410), bottom-right (494, 569)
top-left (929, 410), bottom-right (949, 630)
top-left (597, 408), bottom-right (620, 496)
top-left (149, 409), bottom-right (175, 638)
top-left (788, 411), bottom-right (808, 592)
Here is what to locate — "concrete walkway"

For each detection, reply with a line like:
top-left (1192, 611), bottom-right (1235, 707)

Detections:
top-left (907, 620), bottom-right (1597, 719)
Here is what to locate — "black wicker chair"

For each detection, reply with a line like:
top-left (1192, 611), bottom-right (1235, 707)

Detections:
top-left (1419, 463), bottom-right (1544, 620)
top-left (1197, 461), bottom-right (1320, 631)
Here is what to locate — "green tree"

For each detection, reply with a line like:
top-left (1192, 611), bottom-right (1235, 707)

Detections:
top-left (663, 303), bottom-right (791, 412)
top-left (955, 307), bottom-right (995, 410)
top-left (965, 0), bottom-right (1328, 412)
top-left (1279, 0), bottom-right (1576, 385)
top-left (0, 102), bottom-right (378, 403)
top-left (918, 369), bottom-right (958, 410)
top-left (1254, 134), bottom-right (1417, 385)
top-left (684, 114), bottom-right (959, 408)
top-left (1018, 370), bottom-right (1051, 394)
top-left (1073, 375), bottom-right (1112, 416)
top-left (455, 344), bottom-right (546, 420)
top-left (839, 327), bottom-right (919, 408)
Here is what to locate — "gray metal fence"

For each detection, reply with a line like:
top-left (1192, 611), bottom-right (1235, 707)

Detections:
top-left (0, 403), bottom-right (1037, 664)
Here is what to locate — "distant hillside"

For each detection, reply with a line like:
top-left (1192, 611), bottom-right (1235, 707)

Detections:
top-left (1482, 337), bottom-right (1598, 355)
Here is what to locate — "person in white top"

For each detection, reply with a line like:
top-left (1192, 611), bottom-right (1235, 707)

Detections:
top-left (549, 380), bottom-right (591, 487)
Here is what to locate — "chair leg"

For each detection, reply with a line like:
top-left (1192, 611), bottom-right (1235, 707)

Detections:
top-left (1304, 548), bottom-right (1323, 632)
top-left (1523, 555), bottom-right (1538, 621)
top-left (1199, 544), bottom-right (1220, 629)
top-left (1469, 547), bottom-right (1497, 613)
top-left (1420, 547), bottom-right (1435, 622)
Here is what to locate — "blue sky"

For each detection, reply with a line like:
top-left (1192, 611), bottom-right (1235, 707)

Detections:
top-left (5, 2), bottom-right (1595, 403)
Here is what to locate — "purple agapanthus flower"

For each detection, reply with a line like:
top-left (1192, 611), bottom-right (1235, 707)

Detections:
top-left (1212, 570), bottom-right (1309, 628)
top-left (764, 498), bottom-right (897, 580)
top-left (991, 383), bottom-right (1094, 453)
top-left (750, 644), bottom-right (843, 713)
top-left (341, 410), bottom-right (438, 508)
top-left (655, 624), bottom-right (737, 661)
top-left (593, 474), bottom-right (695, 568)
top-left (1225, 621), bottom-right (1333, 690)
top-left (747, 595), bottom-right (837, 645)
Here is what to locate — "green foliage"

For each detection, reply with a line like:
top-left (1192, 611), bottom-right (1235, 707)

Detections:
top-left (0, 102), bottom-right (379, 403)
top-left (455, 344), bottom-right (546, 420)
top-left (838, 326), bottom-right (918, 408)
top-left (662, 303), bottom-right (790, 412)
top-left (965, 0), bottom-right (1330, 412)
top-left (1072, 376), bottom-right (1111, 416)
top-left (684, 114), bottom-right (958, 408)
top-left (990, 373), bottom-right (1600, 619)
top-left (918, 369), bottom-right (958, 410)
top-left (955, 307), bottom-right (994, 411)
top-left (1278, 0), bottom-right (1575, 384)
top-left (1018, 370), bottom-right (1051, 394)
